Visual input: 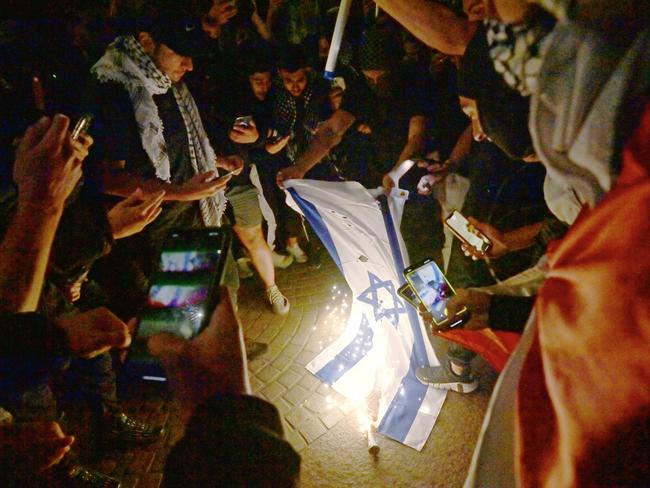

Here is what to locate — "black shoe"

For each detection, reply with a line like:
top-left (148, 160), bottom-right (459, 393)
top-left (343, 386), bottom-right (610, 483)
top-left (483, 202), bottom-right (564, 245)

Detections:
top-left (65, 464), bottom-right (121, 488)
top-left (102, 412), bottom-right (164, 445)
top-left (245, 340), bottom-right (268, 361)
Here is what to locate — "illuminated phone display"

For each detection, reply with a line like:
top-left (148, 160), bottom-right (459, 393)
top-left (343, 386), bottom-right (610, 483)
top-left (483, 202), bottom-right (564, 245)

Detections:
top-left (445, 210), bottom-right (491, 255)
top-left (404, 258), bottom-right (466, 327)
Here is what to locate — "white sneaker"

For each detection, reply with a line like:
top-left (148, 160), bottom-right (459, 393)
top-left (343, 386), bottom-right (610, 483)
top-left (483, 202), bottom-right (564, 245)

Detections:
top-left (286, 243), bottom-right (308, 263)
top-left (236, 257), bottom-right (254, 279)
top-left (272, 251), bottom-right (294, 269)
top-left (267, 285), bottom-right (290, 315)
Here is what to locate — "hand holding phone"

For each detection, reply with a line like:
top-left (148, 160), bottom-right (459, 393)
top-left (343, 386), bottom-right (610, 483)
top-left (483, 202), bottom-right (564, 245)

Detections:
top-left (444, 210), bottom-right (492, 258)
top-left (403, 258), bottom-right (467, 329)
top-left (71, 113), bottom-right (93, 141)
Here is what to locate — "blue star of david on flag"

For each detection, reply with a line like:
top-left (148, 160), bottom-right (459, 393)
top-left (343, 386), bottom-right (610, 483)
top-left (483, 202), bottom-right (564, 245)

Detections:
top-left (357, 272), bottom-right (407, 327)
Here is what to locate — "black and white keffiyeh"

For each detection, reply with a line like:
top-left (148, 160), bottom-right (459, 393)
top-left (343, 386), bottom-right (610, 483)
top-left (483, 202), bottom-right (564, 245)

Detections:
top-left (91, 35), bottom-right (226, 226)
top-left (485, 18), bottom-right (553, 97)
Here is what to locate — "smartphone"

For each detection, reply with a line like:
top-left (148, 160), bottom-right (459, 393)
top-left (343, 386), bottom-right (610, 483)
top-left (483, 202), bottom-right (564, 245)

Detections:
top-left (397, 282), bottom-right (421, 308)
top-left (444, 210), bottom-right (492, 256)
top-left (136, 228), bottom-right (232, 340)
top-left (403, 258), bottom-right (467, 328)
top-left (234, 115), bottom-right (253, 127)
top-left (71, 113), bottom-right (93, 141)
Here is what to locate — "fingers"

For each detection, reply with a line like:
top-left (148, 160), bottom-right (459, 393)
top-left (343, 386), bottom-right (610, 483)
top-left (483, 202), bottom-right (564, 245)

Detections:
top-left (41, 113), bottom-right (70, 151)
top-left (137, 190), bottom-right (166, 215)
top-left (19, 116), bottom-right (51, 152)
top-left (199, 170), bottom-right (217, 182)
top-left (121, 187), bottom-right (145, 207)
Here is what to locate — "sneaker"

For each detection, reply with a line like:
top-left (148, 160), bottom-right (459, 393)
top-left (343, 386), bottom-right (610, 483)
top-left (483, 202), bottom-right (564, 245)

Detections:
top-left (267, 284), bottom-right (290, 315)
top-left (65, 464), bottom-right (121, 488)
top-left (245, 340), bottom-right (268, 360)
top-left (236, 257), bottom-right (254, 279)
top-left (102, 412), bottom-right (164, 445)
top-left (272, 251), bottom-right (294, 268)
top-left (415, 361), bottom-right (479, 393)
top-left (286, 243), bottom-right (308, 263)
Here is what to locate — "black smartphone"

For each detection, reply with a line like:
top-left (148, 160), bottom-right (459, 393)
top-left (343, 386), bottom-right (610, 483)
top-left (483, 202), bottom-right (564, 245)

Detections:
top-left (71, 113), bottom-right (93, 141)
top-left (397, 282), bottom-right (421, 308)
top-left (403, 257), bottom-right (467, 328)
top-left (136, 228), bottom-right (232, 340)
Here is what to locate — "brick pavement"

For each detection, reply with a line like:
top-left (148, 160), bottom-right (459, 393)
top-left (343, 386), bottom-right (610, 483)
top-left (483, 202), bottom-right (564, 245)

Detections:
top-left (69, 249), bottom-right (495, 487)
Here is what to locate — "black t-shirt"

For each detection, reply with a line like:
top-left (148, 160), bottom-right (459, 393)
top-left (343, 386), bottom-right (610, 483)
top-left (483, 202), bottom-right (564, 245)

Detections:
top-left (84, 81), bottom-right (203, 245)
top-left (341, 65), bottom-right (432, 174)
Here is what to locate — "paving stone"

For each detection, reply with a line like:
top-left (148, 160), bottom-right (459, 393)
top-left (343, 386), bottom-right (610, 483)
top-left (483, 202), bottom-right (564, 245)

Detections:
top-left (284, 426), bottom-right (307, 452)
top-left (284, 405), bottom-right (312, 429)
top-left (298, 416), bottom-right (327, 444)
top-left (271, 351), bottom-right (294, 371)
top-left (261, 381), bottom-right (287, 401)
top-left (294, 350), bottom-right (316, 367)
top-left (249, 375), bottom-right (264, 394)
top-left (304, 392), bottom-right (329, 414)
top-left (277, 369), bottom-right (303, 389)
top-left (319, 407), bottom-right (346, 429)
top-left (316, 382), bottom-right (332, 396)
top-left (256, 364), bottom-right (280, 383)
top-left (275, 398), bottom-right (293, 416)
top-left (298, 373), bottom-right (321, 391)
top-left (283, 385), bottom-right (311, 406)
top-left (248, 358), bottom-right (269, 374)
top-left (257, 322), bottom-right (282, 343)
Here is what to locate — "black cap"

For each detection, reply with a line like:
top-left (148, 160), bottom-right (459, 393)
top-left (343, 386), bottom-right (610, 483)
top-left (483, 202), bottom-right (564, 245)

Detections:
top-left (150, 16), bottom-right (210, 58)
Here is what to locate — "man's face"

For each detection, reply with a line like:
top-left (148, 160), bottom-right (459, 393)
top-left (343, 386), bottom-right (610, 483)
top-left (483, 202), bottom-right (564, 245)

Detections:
top-left (362, 69), bottom-right (392, 98)
top-left (279, 68), bottom-right (308, 98)
top-left (460, 96), bottom-right (489, 142)
top-left (150, 43), bottom-right (194, 83)
top-left (249, 71), bottom-right (272, 101)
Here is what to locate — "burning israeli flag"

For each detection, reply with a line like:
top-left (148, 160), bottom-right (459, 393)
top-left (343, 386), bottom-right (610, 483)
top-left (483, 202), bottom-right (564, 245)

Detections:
top-left (285, 179), bottom-right (446, 451)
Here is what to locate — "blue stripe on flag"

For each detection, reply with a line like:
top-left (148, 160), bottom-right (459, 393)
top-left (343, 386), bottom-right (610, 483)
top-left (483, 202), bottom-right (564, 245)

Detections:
top-left (376, 196), bottom-right (430, 443)
top-left (287, 187), bottom-right (343, 272)
top-left (315, 314), bottom-right (374, 384)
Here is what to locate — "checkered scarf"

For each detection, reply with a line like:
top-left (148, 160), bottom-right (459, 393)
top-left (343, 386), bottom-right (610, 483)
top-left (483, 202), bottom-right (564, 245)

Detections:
top-left (485, 19), bottom-right (553, 97)
top-left (91, 35), bottom-right (226, 226)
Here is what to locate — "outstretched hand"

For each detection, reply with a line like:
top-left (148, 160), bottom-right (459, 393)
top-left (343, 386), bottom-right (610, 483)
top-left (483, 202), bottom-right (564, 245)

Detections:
top-left (108, 188), bottom-right (165, 239)
top-left (148, 289), bottom-right (246, 424)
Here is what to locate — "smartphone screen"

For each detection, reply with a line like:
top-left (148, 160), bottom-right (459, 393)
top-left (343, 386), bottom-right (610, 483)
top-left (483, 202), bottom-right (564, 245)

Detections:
top-left (397, 283), bottom-right (420, 308)
top-left (404, 258), bottom-right (466, 327)
top-left (137, 229), bottom-right (230, 339)
top-left (445, 210), bottom-right (491, 255)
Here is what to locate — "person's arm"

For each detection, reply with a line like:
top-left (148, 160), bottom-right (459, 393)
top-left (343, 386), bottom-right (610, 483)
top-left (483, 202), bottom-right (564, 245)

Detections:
top-left (99, 160), bottom-right (232, 202)
top-left (276, 109), bottom-right (356, 184)
top-left (447, 124), bottom-right (473, 167)
top-left (251, 9), bottom-right (273, 42)
top-left (374, 0), bottom-right (478, 55)
top-left (0, 115), bottom-right (87, 313)
top-left (383, 115), bottom-right (429, 191)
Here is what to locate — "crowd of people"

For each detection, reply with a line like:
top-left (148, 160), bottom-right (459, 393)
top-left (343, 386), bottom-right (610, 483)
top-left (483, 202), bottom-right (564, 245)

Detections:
top-left (0, 0), bottom-right (648, 486)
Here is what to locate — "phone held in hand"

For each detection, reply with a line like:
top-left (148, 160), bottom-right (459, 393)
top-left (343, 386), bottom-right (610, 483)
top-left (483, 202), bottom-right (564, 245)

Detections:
top-left (403, 257), bottom-right (467, 329)
top-left (136, 228), bottom-right (232, 341)
top-left (234, 115), bottom-right (253, 127)
top-left (71, 113), bottom-right (93, 141)
top-left (397, 282), bottom-right (421, 308)
top-left (444, 210), bottom-right (492, 256)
